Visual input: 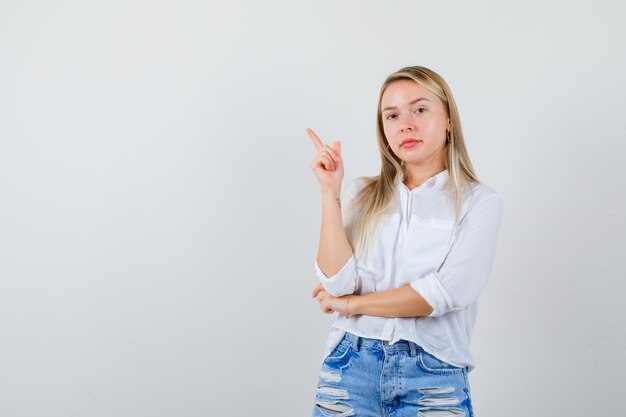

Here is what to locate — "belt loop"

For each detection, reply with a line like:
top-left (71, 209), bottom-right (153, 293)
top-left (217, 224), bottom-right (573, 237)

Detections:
top-left (409, 341), bottom-right (417, 357)
top-left (351, 334), bottom-right (360, 352)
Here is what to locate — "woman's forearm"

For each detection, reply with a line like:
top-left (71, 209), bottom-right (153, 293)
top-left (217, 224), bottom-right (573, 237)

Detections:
top-left (350, 285), bottom-right (434, 318)
top-left (317, 186), bottom-right (354, 278)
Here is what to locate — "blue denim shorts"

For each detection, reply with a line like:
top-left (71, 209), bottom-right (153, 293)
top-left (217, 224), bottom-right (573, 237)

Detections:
top-left (312, 331), bottom-right (474, 417)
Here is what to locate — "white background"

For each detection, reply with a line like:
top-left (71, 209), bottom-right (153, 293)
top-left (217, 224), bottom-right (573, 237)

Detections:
top-left (1, 1), bottom-right (624, 416)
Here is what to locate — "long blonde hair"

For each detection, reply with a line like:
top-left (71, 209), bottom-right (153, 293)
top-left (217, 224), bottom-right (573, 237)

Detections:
top-left (347, 66), bottom-right (481, 263)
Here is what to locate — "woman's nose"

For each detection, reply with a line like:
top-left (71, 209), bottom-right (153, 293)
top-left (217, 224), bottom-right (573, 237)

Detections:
top-left (399, 114), bottom-right (416, 133)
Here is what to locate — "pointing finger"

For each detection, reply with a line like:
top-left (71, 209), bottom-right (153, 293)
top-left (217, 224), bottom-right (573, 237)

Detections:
top-left (305, 128), bottom-right (325, 151)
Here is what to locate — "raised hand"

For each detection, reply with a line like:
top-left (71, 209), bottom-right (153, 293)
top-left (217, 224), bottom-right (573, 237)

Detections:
top-left (306, 127), bottom-right (344, 193)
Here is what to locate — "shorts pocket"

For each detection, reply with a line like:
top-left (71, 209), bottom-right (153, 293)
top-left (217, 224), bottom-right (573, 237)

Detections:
top-left (325, 339), bottom-right (352, 363)
top-left (417, 350), bottom-right (465, 375)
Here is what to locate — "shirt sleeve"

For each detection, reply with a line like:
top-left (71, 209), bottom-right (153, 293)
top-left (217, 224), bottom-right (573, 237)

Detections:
top-left (313, 179), bottom-right (364, 297)
top-left (409, 192), bottom-right (504, 317)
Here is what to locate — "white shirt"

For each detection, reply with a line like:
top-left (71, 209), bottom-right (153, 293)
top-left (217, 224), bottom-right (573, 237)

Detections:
top-left (314, 169), bottom-right (503, 372)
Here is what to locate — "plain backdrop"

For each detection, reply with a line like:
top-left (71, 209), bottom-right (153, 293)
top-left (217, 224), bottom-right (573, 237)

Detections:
top-left (1, 1), bottom-right (625, 416)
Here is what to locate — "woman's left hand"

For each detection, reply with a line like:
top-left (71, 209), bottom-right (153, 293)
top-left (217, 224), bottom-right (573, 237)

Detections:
top-left (312, 283), bottom-right (354, 316)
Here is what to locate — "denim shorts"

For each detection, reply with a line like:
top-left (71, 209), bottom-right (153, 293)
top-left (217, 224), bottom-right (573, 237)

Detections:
top-left (312, 331), bottom-right (474, 417)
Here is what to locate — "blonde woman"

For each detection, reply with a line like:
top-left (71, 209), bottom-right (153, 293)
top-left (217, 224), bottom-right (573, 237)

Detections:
top-left (307, 66), bottom-right (503, 417)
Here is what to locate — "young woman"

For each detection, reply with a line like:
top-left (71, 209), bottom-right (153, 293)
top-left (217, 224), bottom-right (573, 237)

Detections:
top-left (306, 66), bottom-right (503, 417)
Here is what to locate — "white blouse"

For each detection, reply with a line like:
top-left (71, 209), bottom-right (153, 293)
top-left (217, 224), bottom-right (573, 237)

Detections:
top-left (314, 169), bottom-right (503, 372)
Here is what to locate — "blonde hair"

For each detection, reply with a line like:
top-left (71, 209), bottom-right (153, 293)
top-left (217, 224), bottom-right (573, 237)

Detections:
top-left (347, 66), bottom-right (481, 264)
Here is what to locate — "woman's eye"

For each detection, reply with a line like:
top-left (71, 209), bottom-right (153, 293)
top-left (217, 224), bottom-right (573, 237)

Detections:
top-left (385, 109), bottom-right (424, 119)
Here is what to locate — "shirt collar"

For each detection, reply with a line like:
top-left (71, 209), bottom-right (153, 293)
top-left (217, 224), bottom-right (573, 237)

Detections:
top-left (400, 169), bottom-right (449, 191)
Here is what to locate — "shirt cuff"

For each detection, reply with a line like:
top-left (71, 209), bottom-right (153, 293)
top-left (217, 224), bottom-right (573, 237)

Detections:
top-left (314, 255), bottom-right (357, 297)
top-left (409, 273), bottom-right (454, 317)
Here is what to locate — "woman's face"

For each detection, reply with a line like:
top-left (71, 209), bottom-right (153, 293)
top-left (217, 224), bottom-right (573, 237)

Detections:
top-left (381, 79), bottom-right (450, 167)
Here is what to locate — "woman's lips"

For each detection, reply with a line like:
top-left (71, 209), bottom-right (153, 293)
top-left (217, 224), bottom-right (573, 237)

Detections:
top-left (401, 140), bottom-right (422, 148)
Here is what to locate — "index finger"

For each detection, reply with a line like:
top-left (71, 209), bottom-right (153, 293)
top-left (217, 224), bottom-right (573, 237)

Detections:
top-left (311, 282), bottom-right (324, 297)
top-left (305, 128), bottom-right (325, 151)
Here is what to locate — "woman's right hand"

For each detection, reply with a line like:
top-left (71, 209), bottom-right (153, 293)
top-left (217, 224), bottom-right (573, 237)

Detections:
top-left (306, 127), bottom-right (344, 192)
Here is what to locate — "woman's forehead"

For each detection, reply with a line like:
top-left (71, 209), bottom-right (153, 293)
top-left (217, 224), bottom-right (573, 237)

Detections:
top-left (381, 81), bottom-right (438, 108)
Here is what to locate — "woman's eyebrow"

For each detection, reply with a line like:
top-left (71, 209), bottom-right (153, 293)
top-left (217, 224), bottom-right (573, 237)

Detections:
top-left (382, 97), bottom-right (431, 112)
